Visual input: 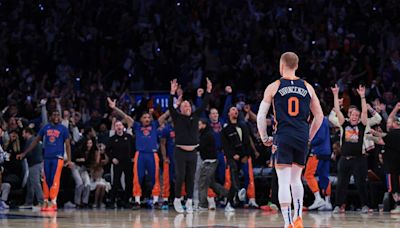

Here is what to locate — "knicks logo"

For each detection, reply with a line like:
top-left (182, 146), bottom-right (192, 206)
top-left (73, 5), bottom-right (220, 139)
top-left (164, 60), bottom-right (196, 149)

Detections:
top-left (47, 129), bottom-right (60, 142)
top-left (141, 126), bottom-right (152, 136)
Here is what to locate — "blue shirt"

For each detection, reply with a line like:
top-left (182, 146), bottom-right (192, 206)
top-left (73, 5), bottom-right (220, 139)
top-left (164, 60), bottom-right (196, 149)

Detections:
top-left (38, 123), bottom-right (69, 159)
top-left (134, 121), bottom-right (160, 153)
top-left (161, 124), bottom-right (175, 157)
top-left (310, 117), bottom-right (332, 157)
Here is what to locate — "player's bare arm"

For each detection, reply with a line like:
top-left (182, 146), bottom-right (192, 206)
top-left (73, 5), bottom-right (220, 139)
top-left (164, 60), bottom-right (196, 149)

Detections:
top-left (306, 83), bottom-right (324, 141)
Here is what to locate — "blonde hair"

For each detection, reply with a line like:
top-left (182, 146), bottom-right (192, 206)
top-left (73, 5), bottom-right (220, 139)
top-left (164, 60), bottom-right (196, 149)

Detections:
top-left (280, 52), bottom-right (299, 69)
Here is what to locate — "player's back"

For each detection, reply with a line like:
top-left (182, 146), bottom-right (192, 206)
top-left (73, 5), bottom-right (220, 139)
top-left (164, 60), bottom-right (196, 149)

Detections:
top-left (273, 78), bottom-right (311, 145)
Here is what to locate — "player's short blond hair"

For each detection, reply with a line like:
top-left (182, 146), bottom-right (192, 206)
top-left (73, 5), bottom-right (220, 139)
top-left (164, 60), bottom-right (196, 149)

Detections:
top-left (280, 52), bottom-right (299, 69)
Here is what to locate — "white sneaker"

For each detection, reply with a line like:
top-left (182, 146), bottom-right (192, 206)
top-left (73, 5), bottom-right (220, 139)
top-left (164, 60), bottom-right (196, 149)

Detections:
top-left (391, 206), bottom-right (400, 214)
top-left (198, 206), bottom-right (208, 212)
top-left (308, 198), bottom-right (325, 210)
top-left (64, 201), bottom-right (76, 209)
top-left (0, 201), bottom-right (9, 209)
top-left (225, 202), bottom-right (235, 212)
top-left (193, 200), bottom-right (199, 211)
top-left (248, 198), bottom-right (259, 208)
top-left (185, 199), bottom-right (193, 213)
top-left (238, 188), bottom-right (247, 202)
top-left (319, 202), bottom-right (333, 211)
top-left (174, 198), bottom-right (184, 213)
top-left (207, 197), bottom-right (216, 210)
top-left (19, 204), bottom-right (33, 210)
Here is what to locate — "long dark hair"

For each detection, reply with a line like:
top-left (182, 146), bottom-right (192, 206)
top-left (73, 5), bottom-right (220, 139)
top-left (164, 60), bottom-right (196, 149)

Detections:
top-left (83, 137), bottom-right (97, 164)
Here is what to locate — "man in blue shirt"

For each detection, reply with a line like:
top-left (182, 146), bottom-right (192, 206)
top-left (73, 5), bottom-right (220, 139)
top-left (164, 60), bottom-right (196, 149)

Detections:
top-left (18, 110), bottom-right (72, 212)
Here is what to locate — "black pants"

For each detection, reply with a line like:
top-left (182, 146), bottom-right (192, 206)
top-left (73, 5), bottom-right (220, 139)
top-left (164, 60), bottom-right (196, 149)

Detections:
top-left (110, 162), bottom-right (133, 203)
top-left (335, 156), bottom-right (368, 207)
top-left (227, 159), bottom-right (244, 204)
top-left (174, 147), bottom-right (198, 199)
top-left (270, 167), bottom-right (279, 206)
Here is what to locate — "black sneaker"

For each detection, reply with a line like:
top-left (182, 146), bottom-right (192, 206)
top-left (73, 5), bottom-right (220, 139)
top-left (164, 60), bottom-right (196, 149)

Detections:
top-left (161, 201), bottom-right (169, 210)
top-left (131, 202), bottom-right (141, 210)
top-left (153, 202), bottom-right (162, 210)
top-left (106, 203), bottom-right (116, 209)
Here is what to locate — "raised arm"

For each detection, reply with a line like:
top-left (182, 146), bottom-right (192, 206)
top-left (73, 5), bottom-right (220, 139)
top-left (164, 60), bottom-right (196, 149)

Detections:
top-left (195, 88), bottom-right (207, 118)
top-left (221, 86), bottom-right (233, 122)
top-left (168, 79), bottom-right (179, 119)
top-left (194, 78), bottom-right (212, 116)
top-left (157, 110), bottom-right (170, 126)
top-left (308, 83), bottom-right (324, 141)
top-left (257, 82), bottom-right (278, 147)
top-left (107, 97), bottom-right (134, 128)
top-left (244, 104), bottom-right (257, 122)
top-left (331, 84), bottom-right (345, 126)
top-left (356, 85), bottom-right (368, 126)
top-left (367, 104), bottom-right (382, 126)
top-left (387, 102), bottom-right (400, 130)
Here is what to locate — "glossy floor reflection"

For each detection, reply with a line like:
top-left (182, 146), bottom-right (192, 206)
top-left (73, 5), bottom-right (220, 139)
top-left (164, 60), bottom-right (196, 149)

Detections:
top-left (0, 209), bottom-right (400, 228)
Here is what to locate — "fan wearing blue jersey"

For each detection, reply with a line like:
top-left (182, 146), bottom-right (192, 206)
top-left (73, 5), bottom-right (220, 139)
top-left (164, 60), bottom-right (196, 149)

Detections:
top-left (257, 52), bottom-right (323, 228)
top-left (18, 110), bottom-right (72, 212)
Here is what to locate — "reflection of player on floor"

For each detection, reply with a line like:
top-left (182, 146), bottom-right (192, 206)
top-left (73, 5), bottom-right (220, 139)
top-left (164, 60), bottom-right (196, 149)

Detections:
top-left (257, 52), bottom-right (323, 228)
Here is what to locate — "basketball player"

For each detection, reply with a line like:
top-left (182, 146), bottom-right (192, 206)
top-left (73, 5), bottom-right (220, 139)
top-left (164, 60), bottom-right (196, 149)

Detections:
top-left (18, 110), bottom-right (72, 211)
top-left (257, 52), bottom-right (323, 228)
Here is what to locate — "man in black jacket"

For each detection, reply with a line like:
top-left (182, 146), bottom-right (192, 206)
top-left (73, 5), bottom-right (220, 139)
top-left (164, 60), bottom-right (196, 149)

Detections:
top-left (106, 121), bottom-right (135, 208)
top-left (168, 78), bottom-right (211, 213)
top-left (221, 106), bottom-right (254, 208)
top-left (197, 118), bottom-right (230, 211)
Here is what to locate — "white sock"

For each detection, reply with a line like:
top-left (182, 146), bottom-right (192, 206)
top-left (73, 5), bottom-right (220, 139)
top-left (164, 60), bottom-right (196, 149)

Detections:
top-left (314, 192), bottom-right (322, 201)
top-left (291, 165), bottom-right (304, 220)
top-left (325, 196), bottom-right (331, 203)
top-left (281, 206), bottom-right (292, 227)
top-left (153, 196), bottom-right (159, 203)
top-left (135, 196), bottom-right (141, 204)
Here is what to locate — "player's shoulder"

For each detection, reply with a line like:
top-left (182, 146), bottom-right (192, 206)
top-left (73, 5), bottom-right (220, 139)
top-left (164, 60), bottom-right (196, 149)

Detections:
top-left (265, 79), bottom-right (281, 95)
top-left (301, 79), bottom-right (316, 98)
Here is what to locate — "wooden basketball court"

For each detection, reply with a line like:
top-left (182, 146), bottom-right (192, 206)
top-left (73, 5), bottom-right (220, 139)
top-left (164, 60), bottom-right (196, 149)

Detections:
top-left (1, 209), bottom-right (400, 227)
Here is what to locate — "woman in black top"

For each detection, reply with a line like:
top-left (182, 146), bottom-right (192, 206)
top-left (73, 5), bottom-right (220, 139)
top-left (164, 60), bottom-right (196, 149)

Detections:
top-left (72, 137), bottom-right (96, 207)
top-left (168, 78), bottom-right (212, 213)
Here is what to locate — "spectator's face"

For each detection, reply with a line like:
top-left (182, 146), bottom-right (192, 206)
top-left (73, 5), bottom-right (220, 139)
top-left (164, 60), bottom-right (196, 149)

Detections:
top-left (228, 107), bottom-right (239, 120)
top-left (347, 107), bottom-right (356, 118)
top-left (50, 112), bottom-right (61, 124)
top-left (115, 121), bottom-right (124, 134)
top-left (63, 110), bottom-right (70, 119)
top-left (74, 113), bottom-right (81, 123)
top-left (86, 139), bottom-right (93, 150)
top-left (99, 124), bottom-right (107, 132)
top-left (8, 117), bottom-right (17, 129)
top-left (209, 109), bottom-right (219, 122)
top-left (180, 101), bottom-right (192, 116)
top-left (9, 132), bottom-right (18, 142)
top-left (140, 113), bottom-right (151, 126)
top-left (198, 121), bottom-right (206, 130)
top-left (349, 110), bottom-right (360, 125)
